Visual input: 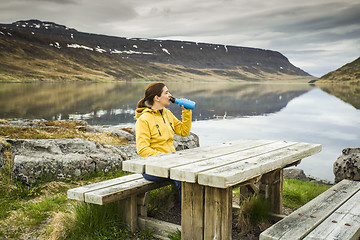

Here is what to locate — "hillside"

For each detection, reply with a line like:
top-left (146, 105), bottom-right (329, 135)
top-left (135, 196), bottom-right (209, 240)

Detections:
top-left (0, 19), bottom-right (314, 82)
top-left (318, 57), bottom-right (360, 83)
top-left (316, 57), bottom-right (360, 109)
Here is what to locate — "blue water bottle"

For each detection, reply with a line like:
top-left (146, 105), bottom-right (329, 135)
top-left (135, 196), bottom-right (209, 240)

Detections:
top-left (170, 96), bottom-right (196, 110)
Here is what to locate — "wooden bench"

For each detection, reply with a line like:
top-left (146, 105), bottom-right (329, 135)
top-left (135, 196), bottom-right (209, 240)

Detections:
top-left (260, 179), bottom-right (360, 240)
top-left (67, 173), bottom-right (180, 239)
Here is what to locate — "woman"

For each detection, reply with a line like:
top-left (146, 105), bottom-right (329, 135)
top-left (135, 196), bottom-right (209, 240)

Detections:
top-left (135, 82), bottom-right (192, 201)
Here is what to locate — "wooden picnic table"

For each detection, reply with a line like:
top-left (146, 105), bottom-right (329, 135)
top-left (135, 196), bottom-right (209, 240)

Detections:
top-left (123, 139), bottom-right (321, 240)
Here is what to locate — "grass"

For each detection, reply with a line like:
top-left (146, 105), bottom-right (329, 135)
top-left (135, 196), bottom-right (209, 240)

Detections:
top-left (147, 184), bottom-right (179, 216)
top-left (0, 173), bottom-right (332, 239)
top-left (232, 178), bottom-right (331, 236)
top-left (0, 120), bottom-right (128, 145)
top-left (0, 183), bottom-right (70, 239)
top-left (283, 178), bottom-right (331, 209)
top-left (233, 194), bottom-right (271, 235)
top-left (168, 229), bottom-right (181, 240)
top-left (65, 202), bottom-right (131, 240)
top-left (0, 167), bottom-right (147, 239)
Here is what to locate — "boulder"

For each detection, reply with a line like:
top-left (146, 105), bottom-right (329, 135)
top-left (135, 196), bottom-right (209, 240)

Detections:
top-left (0, 119), bottom-right (200, 184)
top-left (9, 138), bottom-right (125, 184)
top-left (174, 132), bottom-right (200, 150)
top-left (4, 131), bottom-right (199, 184)
top-left (283, 168), bottom-right (309, 181)
top-left (333, 147), bottom-right (360, 183)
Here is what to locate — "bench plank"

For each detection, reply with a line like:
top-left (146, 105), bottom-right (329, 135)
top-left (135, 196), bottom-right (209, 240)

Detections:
top-left (85, 178), bottom-right (169, 205)
top-left (260, 179), bottom-right (360, 240)
top-left (170, 140), bottom-right (297, 183)
top-left (198, 142), bottom-right (321, 188)
top-left (67, 173), bottom-right (170, 205)
top-left (303, 189), bottom-right (360, 240)
top-left (122, 139), bottom-right (274, 175)
top-left (67, 174), bottom-right (144, 201)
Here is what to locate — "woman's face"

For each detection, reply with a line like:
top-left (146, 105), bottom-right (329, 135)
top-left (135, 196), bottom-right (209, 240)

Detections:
top-left (157, 86), bottom-right (172, 107)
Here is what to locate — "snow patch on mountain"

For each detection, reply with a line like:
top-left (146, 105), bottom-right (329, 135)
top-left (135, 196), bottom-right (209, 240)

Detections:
top-left (162, 48), bottom-right (170, 55)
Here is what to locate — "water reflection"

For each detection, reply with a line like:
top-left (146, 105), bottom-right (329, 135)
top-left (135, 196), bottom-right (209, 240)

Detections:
top-left (0, 82), bottom-right (313, 125)
top-left (317, 83), bottom-right (360, 109)
top-left (0, 82), bottom-right (142, 125)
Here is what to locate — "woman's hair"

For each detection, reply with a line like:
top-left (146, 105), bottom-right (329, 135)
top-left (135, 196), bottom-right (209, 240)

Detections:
top-left (137, 82), bottom-right (165, 108)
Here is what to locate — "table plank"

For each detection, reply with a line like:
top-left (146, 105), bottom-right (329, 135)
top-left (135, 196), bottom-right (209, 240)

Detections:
top-left (123, 139), bottom-right (274, 175)
top-left (146, 139), bottom-right (278, 178)
top-left (303, 189), bottom-right (360, 240)
top-left (198, 142), bottom-right (321, 188)
top-left (170, 140), bottom-right (297, 183)
top-left (260, 179), bottom-right (360, 240)
top-left (122, 140), bottom-right (250, 173)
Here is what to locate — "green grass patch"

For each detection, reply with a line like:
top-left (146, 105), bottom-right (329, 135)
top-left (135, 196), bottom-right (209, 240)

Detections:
top-left (66, 202), bottom-right (132, 240)
top-left (21, 196), bottom-right (68, 226)
top-left (168, 228), bottom-right (181, 240)
top-left (0, 120), bottom-right (128, 145)
top-left (147, 184), bottom-right (179, 216)
top-left (0, 167), bottom-right (132, 239)
top-left (283, 178), bottom-right (331, 209)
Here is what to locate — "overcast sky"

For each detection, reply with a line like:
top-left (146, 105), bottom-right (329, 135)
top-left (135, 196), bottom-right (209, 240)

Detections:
top-left (1, 0), bottom-right (359, 77)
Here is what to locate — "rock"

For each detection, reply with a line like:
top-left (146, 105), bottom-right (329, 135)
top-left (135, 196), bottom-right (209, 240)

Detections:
top-left (283, 169), bottom-right (309, 181)
top-left (5, 132), bottom-right (199, 185)
top-left (0, 141), bottom-right (5, 168)
top-left (333, 147), bottom-right (360, 183)
top-left (1, 119), bottom-right (200, 184)
top-left (83, 125), bottom-right (136, 142)
top-left (173, 132), bottom-right (200, 151)
top-left (0, 139), bottom-right (11, 168)
top-left (9, 138), bottom-right (124, 184)
top-left (107, 127), bottom-right (135, 142)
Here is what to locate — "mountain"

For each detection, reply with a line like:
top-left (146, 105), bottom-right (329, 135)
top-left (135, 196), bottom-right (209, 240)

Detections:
top-left (0, 19), bottom-right (313, 82)
top-left (318, 57), bottom-right (360, 83)
top-left (315, 57), bottom-right (360, 109)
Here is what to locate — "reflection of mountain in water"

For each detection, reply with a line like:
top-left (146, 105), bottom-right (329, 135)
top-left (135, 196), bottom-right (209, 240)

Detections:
top-left (0, 83), bottom-right (313, 125)
top-left (167, 83), bottom-right (312, 121)
top-left (317, 83), bottom-right (360, 110)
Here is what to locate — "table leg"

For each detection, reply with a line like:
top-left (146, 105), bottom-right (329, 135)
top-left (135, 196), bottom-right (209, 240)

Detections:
top-left (204, 186), bottom-right (232, 240)
top-left (181, 182), bottom-right (204, 240)
top-left (260, 169), bottom-right (283, 214)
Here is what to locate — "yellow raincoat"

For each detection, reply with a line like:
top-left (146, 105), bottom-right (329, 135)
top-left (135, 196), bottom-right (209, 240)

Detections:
top-left (135, 107), bottom-right (192, 157)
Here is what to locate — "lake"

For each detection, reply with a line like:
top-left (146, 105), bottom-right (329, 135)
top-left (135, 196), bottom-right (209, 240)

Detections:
top-left (1, 82), bottom-right (359, 183)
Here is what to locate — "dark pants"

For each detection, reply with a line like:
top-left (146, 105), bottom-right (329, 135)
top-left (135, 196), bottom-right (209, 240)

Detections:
top-left (142, 174), bottom-right (182, 204)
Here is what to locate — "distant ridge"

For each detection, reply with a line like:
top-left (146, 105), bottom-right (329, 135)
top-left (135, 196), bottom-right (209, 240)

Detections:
top-left (318, 57), bottom-right (360, 83)
top-left (0, 19), bottom-right (313, 82)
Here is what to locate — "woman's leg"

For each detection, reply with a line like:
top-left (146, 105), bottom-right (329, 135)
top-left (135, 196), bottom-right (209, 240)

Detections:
top-left (142, 173), bottom-right (168, 182)
top-left (173, 180), bottom-right (182, 206)
top-left (142, 174), bottom-right (181, 204)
